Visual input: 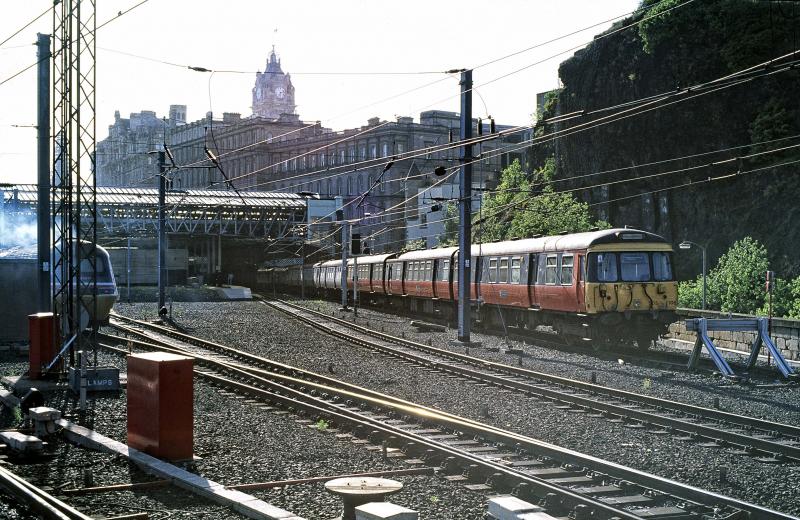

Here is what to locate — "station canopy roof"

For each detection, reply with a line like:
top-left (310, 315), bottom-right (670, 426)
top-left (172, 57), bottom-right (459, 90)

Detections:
top-left (5, 185), bottom-right (307, 210)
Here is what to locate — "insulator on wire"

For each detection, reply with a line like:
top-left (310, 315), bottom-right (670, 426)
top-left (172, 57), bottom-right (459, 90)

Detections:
top-left (434, 166), bottom-right (446, 177)
top-left (448, 129), bottom-right (453, 143)
top-left (477, 118), bottom-right (483, 136)
top-left (489, 117), bottom-right (496, 134)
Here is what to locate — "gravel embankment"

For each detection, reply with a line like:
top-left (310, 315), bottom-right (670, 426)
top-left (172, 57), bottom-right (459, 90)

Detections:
top-left (111, 300), bottom-right (800, 517)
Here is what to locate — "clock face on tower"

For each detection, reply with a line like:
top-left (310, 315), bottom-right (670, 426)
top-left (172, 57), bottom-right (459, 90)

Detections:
top-left (275, 87), bottom-right (285, 99)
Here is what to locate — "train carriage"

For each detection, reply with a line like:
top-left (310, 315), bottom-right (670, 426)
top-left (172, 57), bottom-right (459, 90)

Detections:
top-left (348, 253), bottom-right (396, 295)
top-left (307, 228), bottom-right (676, 349)
top-left (472, 229), bottom-right (677, 347)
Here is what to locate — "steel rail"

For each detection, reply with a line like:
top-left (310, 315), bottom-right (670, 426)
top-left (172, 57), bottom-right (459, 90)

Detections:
top-left (0, 465), bottom-right (92, 520)
top-left (265, 299), bottom-right (800, 460)
top-left (292, 290), bottom-right (783, 377)
top-left (104, 315), bottom-right (797, 519)
top-left (98, 338), bottom-right (644, 520)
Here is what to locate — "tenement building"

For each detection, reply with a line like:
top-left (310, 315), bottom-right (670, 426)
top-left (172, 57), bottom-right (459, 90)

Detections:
top-left (95, 49), bottom-right (528, 251)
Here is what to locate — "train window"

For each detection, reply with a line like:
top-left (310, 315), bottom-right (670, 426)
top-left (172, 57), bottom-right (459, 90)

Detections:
top-left (652, 252), bottom-right (673, 281)
top-left (620, 252), bottom-right (651, 282)
top-left (488, 258), bottom-right (498, 283)
top-left (79, 257), bottom-right (112, 282)
top-left (395, 263), bottom-right (403, 281)
top-left (510, 257), bottom-right (522, 283)
top-left (545, 255), bottom-right (558, 285)
top-left (499, 258), bottom-right (509, 283)
top-left (561, 255), bottom-right (574, 285)
top-left (442, 259), bottom-right (449, 278)
top-left (536, 254), bottom-right (547, 284)
top-left (426, 260), bottom-right (433, 281)
top-left (595, 253), bottom-right (618, 282)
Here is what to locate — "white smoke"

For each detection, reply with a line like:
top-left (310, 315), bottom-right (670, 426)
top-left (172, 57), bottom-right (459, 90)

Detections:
top-left (0, 212), bottom-right (38, 250)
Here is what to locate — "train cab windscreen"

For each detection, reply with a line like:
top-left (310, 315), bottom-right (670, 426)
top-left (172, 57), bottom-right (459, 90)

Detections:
top-left (587, 252), bottom-right (673, 283)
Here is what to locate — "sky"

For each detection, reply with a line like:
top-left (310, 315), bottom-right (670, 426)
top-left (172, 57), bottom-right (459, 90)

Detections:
top-left (0, 0), bottom-right (640, 185)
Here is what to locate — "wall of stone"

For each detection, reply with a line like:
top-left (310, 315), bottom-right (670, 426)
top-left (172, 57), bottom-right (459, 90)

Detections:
top-left (668, 309), bottom-right (800, 362)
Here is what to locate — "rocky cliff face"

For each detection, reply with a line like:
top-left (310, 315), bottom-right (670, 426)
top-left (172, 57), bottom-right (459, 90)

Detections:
top-left (540, 0), bottom-right (800, 277)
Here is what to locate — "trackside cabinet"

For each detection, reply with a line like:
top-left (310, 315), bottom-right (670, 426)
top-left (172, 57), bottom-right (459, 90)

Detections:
top-left (28, 313), bottom-right (58, 379)
top-left (127, 352), bottom-right (193, 460)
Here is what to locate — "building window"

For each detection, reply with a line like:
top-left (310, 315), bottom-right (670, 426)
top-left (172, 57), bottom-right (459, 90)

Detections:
top-left (316, 181), bottom-right (322, 194)
top-left (327, 179), bottom-right (333, 194)
top-left (370, 144), bottom-right (377, 159)
top-left (348, 146), bottom-right (355, 161)
top-left (360, 145), bottom-right (366, 160)
top-left (340, 150), bottom-right (346, 163)
top-left (347, 177), bottom-right (353, 195)
top-left (382, 143), bottom-right (389, 157)
top-left (336, 179), bottom-right (342, 194)
top-left (357, 175), bottom-right (364, 194)
top-left (310, 155), bottom-right (316, 168)
top-left (320, 153), bottom-right (326, 167)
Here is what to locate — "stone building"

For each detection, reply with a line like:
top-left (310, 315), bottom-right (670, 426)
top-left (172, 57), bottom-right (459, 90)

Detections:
top-left (95, 49), bottom-right (529, 251)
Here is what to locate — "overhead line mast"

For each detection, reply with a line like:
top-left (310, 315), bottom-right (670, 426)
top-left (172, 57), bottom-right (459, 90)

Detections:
top-left (52, 0), bottom-right (97, 371)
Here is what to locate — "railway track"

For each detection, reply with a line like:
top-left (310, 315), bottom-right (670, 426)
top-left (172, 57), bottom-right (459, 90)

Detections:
top-left (313, 290), bottom-right (788, 378)
top-left (103, 312), bottom-right (797, 520)
top-left (263, 298), bottom-right (800, 464)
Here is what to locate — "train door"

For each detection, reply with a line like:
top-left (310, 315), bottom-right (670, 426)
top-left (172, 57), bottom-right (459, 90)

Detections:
top-left (526, 254), bottom-right (538, 308)
top-left (576, 254), bottom-right (586, 311)
top-left (560, 253), bottom-right (578, 312)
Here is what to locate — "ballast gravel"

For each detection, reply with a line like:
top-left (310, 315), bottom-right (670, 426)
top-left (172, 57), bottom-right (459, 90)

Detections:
top-left (112, 299), bottom-right (800, 517)
top-left (0, 329), bottom-right (486, 518)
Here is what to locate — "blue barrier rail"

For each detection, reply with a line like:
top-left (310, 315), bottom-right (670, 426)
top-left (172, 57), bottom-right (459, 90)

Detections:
top-left (685, 318), bottom-right (797, 380)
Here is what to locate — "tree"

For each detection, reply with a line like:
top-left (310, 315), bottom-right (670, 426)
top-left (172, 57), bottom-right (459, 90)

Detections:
top-left (474, 158), bottom-right (609, 243)
top-left (402, 238), bottom-right (426, 253)
top-left (678, 237), bottom-right (770, 314)
top-left (439, 203), bottom-right (459, 247)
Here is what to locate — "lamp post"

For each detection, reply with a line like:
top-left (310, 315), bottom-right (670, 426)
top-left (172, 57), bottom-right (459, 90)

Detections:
top-left (679, 240), bottom-right (706, 310)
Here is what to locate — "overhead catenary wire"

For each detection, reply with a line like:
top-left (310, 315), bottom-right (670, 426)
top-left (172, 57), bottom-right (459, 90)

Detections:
top-left (0, 5), bottom-right (53, 49)
top-left (0, 0), bottom-right (151, 88)
top-left (297, 50), bottom-right (800, 234)
top-left (354, 156), bottom-right (800, 253)
top-left (215, 45), bottom-right (800, 199)
top-left (130, 0), bottom-right (689, 192)
top-left (312, 133), bottom-right (800, 252)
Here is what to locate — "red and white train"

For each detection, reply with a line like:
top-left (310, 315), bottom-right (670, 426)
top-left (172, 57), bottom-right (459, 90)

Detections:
top-left (279, 228), bottom-right (678, 348)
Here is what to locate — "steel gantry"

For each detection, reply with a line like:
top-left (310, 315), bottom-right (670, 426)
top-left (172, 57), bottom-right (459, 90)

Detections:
top-left (51, 0), bottom-right (97, 365)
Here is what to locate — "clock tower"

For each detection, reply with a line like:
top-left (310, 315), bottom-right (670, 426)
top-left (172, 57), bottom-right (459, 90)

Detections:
top-left (252, 47), bottom-right (296, 120)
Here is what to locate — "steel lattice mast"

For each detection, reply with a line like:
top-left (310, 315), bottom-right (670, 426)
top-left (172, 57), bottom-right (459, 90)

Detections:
top-left (52, 0), bottom-right (97, 366)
